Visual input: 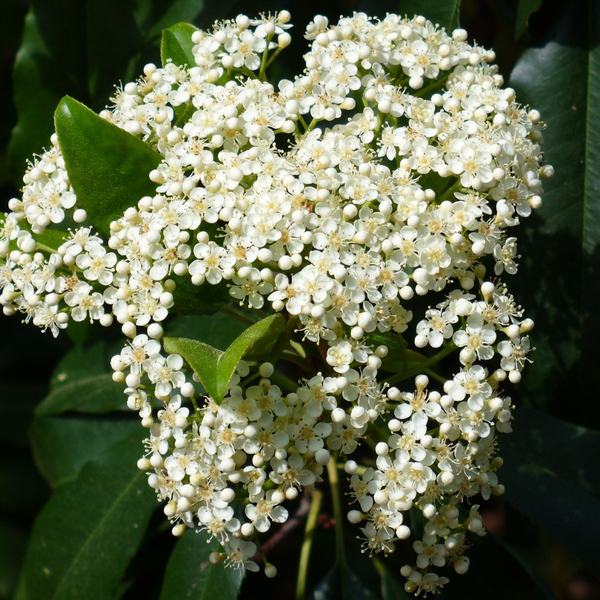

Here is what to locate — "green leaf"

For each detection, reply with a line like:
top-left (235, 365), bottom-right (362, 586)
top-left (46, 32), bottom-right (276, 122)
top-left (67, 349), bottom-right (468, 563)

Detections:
top-left (26, 223), bottom-right (68, 253)
top-left (367, 331), bottom-right (427, 376)
top-left (159, 529), bottom-right (243, 600)
top-left (170, 273), bottom-right (230, 316)
top-left (23, 429), bottom-right (157, 600)
top-left (141, 0), bottom-right (206, 40)
top-left (380, 571), bottom-right (411, 600)
top-left (164, 337), bottom-right (223, 399)
top-left (225, 313), bottom-right (286, 363)
top-left (373, 558), bottom-right (412, 600)
top-left (167, 311), bottom-right (247, 351)
top-left (164, 314), bottom-right (285, 402)
top-left (161, 23), bottom-right (198, 68)
top-left (515, 0), bottom-right (543, 38)
top-left (7, 0), bottom-right (212, 184)
top-left (449, 527), bottom-right (555, 600)
top-left (54, 96), bottom-right (161, 238)
top-left (310, 565), bottom-right (378, 600)
top-left (398, 0), bottom-right (461, 30)
top-left (30, 414), bottom-right (139, 487)
top-left (36, 341), bottom-right (126, 415)
top-left (501, 408), bottom-right (600, 572)
top-left (7, 3), bottom-right (83, 183)
top-left (508, 2), bottom-right (600, 421)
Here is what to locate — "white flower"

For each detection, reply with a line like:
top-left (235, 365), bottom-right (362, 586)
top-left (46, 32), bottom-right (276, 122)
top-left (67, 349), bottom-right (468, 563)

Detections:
top-left (497, 336), bottom-right (532, 372)
top-left (75, 245), bottom-right (117, 285)
top-left (64, 281), bottom-right (104, 322)
top-left (326, 340), bottom-right (354, 373)
top-left (189, 241), bottom-right (235, 285)
top-left (245, 490), bottom-right (289, 532)
top-left (453, 313), bottom-right (497, 361)
top-left (146, 353), bottom-right (186, 397)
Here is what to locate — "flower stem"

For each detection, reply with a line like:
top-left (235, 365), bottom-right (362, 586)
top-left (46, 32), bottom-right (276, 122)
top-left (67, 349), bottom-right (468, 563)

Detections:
top-left (439, 178), bottom-right (463, 202)
top-left (384, 342), bottom-right (457, 387)
top-left (327, 458), bottom-right (346, 567)
top-left (296, 488), bottom-right (323, 600)
top-left (36, 242), bottom-right (59, 254)
top-left (424, 367), bottom-right (447, 385)
top-left (415, 72), bottom-right (450, 98)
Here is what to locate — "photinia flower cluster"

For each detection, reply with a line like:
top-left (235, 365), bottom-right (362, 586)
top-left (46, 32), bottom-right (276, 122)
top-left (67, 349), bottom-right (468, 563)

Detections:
top-left (0, 10), bottom-right (553, 596)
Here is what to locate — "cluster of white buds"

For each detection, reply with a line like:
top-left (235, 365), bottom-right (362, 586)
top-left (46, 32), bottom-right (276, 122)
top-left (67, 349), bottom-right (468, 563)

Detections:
top-left (0, 11), bottom-right (552, 595)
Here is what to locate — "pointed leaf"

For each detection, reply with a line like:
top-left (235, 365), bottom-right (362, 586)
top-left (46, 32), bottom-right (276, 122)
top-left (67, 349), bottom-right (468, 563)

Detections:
top-left (447, 526), bottom-right (554, 599)
top-left (163, 337), bottom-right (223, 400)
top-left (23, 429), bottom-right (157, 600)
top-left (54, 96), bottom-right (161, 237)
top-left (36, 341), bottom-right (127, 415)
top-left (398, 0), bottom-right (461, 30)
top-left (159, 529), bottom-right (243, 600)
top-left (167, 312), bottom-right (247, 351)
top-left (144, 0), bottom-right (207, 40)
top-left (217, 314), bottom-right (285, 398)
top-left (169, 273), bottom-right (230, 315)
top-left (501, 408), bottom-right (600, 572)
top-left (372, 556), bottom-right (412, 600)
top-left (7, 3), bottom-right (85, 182)
top-left (30, 414), bottom-right (139, 487)
top-left (310, 565), bottom-right (378, 600)
top-left (508, 2), bottom-right (600, 421)
top-left (224, 313), bottom-right (286, 364)
top-left (164, 314), bottom-right (285, 402)
top-left (7, 0), bottom-right (214, 183)
top-left (368, 331), bottom-right (427, 376)
top-left (381, 571), bottom-right (412, 600)
top-left (161, 23), bottom-right (199, 68)
top-left (515, 0), bottom-right (543, 38)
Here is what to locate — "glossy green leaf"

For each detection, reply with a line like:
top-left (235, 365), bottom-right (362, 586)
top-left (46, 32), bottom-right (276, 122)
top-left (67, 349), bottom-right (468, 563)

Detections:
top-left (36, 341), bottom-right (126, 415)
top-left (501, 408), bottom-right (600, 572)
top-left (398, 0), bottom-right (461, 30)
top-left (508, 2), bottom-right (600, 421)
top-left (161, 23), bottom-right (199, 68)
top-left (7, 3), bottom-right (81, 183)
top-left (164, 314), bottom-right (285, 402)
top-left (164, 336), bottom-right (223, 399)
top-left (448, 527), bottom-right (554, 600)
top-left (225, 313), bottom-right (286, 363)
top-left (159, 529), bottom-right (243, 600)
top-left (375, 559), bottom-right (412, 600)
top-left (7, 0), bottom-right (210, 183)
top-left (310, 565), bottom-right (378, 600)
top-left (54, 96), bottom-right (161, 238)
top-left (368, 331), bottom-right (427, 376)
top-left (140, 0), bottom-right (206, 40)
top-left (170, 273), bottom-right (230, 316)
top-left (167, 311), bottom-right (247, 350)
top-left (30, 414), bottom-right (139, 487)
top-left (23, 429), bottom-right (156, 600)
top-left (515, 0), bottom-right (543, 38)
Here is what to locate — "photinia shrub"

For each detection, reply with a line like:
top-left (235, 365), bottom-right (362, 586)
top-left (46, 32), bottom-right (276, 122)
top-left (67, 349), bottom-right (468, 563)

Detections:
top-left (1, 9), bottom-right (557, 598)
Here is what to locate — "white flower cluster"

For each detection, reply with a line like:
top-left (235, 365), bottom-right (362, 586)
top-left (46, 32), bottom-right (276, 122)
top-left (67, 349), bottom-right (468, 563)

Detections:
top-left (0, 11), bottom-right (552, 595)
